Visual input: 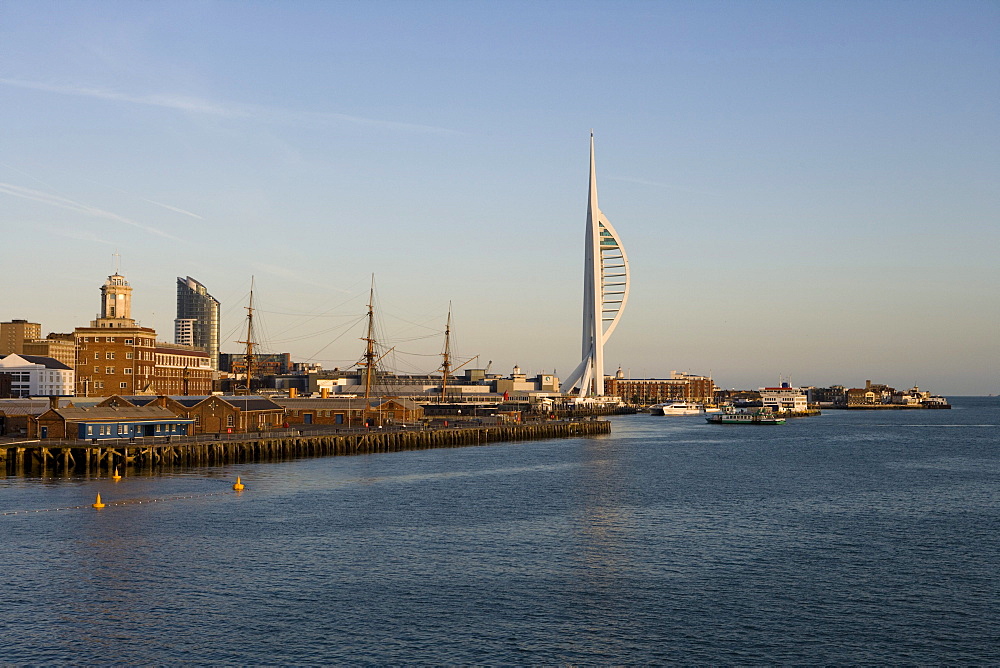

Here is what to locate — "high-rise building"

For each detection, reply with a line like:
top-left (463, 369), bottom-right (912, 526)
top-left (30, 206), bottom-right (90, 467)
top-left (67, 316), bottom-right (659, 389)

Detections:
top-left (1, 320), bottom-right (42, 355)
top-left (175, 277), bottom-right (220, 370)
top-left (561, 134), bottom-right (630, 396)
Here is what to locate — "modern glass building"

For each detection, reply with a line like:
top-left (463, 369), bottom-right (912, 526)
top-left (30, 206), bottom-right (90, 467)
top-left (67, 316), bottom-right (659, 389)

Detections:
top-left (175, 276), bottom-right (220, 370)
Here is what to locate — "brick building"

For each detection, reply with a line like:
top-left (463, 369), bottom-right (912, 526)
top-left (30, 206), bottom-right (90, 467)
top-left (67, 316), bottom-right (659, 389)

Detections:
top-left (274, 397), bottom-right (424, 427)
top-left (153, 342), bottom-right (214, 395)
top-left (604, 370), bottom-right (716, 404)
top-left (73, 272), bottom-right (157, 397)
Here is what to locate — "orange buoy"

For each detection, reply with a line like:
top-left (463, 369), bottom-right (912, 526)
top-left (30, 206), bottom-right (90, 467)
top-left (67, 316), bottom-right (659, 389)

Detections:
top-left (233, 477), bottom-right (245, 491)
top-left (112, 467), bottom-right (122, 481)
top-left (92, 493), bottom-right (106, 509)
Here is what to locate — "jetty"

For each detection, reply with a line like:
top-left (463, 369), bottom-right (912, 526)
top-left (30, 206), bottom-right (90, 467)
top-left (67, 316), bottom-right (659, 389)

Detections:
top-left (0, 420), bottom-right (610, 476)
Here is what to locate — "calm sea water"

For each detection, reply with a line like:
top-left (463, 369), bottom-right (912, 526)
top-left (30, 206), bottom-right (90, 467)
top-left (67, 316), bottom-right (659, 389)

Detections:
top-left (1, 397), bottom-right (997, 664)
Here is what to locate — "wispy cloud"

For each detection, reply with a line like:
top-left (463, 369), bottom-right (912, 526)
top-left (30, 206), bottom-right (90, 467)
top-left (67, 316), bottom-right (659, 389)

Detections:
top-left (142, 199), bottom-right (204, 220)
top-left (0, 77), bottom-right (464, 136)
top-left (0, 182), bottom-right (184, 241)
top-left (54, 228), bottom-right (117, 246)
top-left (608, 176), bottom-right (722, 198)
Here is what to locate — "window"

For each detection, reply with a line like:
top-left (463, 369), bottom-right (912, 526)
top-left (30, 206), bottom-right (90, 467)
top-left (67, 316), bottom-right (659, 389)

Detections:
top-left (227, 415), bottom-right (235, 427)
top-left (94, 353), bottom-right (99, 359)
top-left (126, 352), bottom-right (133, 359)
top-left (120, 382), bottom-right (127, 389)
top-left (106, 367), bottom-right (114, 374)
top-left (124, 339), bottom-right (133, 345)
top-left (106, 352), bottom-right (114, 359)
top-left (124, 368), bottom-right (132, 375)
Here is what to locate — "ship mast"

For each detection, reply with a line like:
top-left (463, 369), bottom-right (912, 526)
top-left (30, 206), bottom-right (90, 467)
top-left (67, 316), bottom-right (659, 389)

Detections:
top-left (236, 277), bottom-right (256, 393)
top-left (438, 304), bottom-right (477, 404)
top-left (440, 303), bottom-right (452, 402)
top-left (358, 277), bottom-right (377, 423)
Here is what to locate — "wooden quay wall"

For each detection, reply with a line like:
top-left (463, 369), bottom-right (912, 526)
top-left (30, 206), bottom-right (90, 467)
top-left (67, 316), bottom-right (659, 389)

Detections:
top-left (0, 421), bottom-right (611, 475)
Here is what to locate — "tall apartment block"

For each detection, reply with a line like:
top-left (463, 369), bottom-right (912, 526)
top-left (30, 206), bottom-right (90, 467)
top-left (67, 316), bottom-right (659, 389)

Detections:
top-left (175, 276), bottom-right (220, 370)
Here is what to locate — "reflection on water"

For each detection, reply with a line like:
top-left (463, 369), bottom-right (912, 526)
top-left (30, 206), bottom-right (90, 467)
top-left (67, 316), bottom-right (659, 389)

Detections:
top-left (1, 398), bottom-right (998, 663)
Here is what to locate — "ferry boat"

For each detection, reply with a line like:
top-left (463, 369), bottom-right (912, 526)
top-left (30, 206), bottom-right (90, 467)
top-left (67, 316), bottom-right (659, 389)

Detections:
top-left (650, 402), bottom-right (707, 416)
top-left (705, 408), bottom-right (786, 425)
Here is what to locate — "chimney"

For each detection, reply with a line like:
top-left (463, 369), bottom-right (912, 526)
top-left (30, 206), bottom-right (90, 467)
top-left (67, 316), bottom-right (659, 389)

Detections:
top-left (289, 387), bottom-right (298, 398)
top-left (321, 387), bottom-right (329, 399)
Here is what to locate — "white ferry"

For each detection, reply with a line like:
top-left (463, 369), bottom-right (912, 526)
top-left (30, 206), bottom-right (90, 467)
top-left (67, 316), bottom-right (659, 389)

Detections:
top-left (649, 402), bottom-right (707, 416)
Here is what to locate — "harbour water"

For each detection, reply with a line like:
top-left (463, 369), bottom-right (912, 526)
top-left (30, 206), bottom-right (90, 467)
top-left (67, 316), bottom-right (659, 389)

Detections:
top-left (2, 397), bottom-right (997, 664)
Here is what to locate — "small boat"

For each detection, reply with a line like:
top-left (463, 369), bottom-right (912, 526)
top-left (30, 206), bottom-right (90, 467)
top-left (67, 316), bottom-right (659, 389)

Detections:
top-left (705, 407), bottom-right (785, 425)
top-left (650, 402), bottom-right (707, 416)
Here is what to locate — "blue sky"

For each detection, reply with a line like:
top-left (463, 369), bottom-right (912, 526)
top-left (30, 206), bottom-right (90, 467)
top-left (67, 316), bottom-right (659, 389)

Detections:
top-left (1, 0), bottom-right (997, 394)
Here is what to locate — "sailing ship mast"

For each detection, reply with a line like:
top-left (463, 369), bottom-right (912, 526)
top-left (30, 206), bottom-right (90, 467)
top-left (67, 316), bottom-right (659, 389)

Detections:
top-left (360, 280), bottom-right (376, 407)
top-left (440, 304), bottom-right (452, 402)
top-left (236, 277), bottom-right (256, 393)
top-left (438, 303), bottom-right (477, 403)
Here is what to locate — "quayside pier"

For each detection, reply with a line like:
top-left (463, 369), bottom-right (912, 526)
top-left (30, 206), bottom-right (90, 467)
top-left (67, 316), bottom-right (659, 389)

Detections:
top-left (0, 420), bottom-right (611, 476)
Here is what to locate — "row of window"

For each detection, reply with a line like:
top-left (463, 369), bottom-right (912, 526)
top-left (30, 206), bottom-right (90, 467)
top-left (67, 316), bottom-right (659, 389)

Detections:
top-left (82, 381), bottom-right (128, 390)
top-left (85, 423), bottom-right (182, 436)
top-left (79, 337), bottom-right (153, 345)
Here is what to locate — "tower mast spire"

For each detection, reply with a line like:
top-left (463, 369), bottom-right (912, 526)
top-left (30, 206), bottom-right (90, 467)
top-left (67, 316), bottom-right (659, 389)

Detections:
top-left (561, 133), bottom-right (630, 397)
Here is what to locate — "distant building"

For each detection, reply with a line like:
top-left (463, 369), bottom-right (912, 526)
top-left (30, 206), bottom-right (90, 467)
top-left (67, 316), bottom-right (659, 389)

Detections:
top-left (22, 333), bottom-right (76, 369)
top-left (604, 369), bottom-right (716, 404)
top-left (493, 365), bottom-right (560, 397)
top-left (759, 385), bottom-right (809, 413)
top-left (0, 354), bottom-right (74, 398)
top-left (846, 388), bottom-right (877, 405)
top-left (175, 277), bottom-right (220, 370)
top-left (220, 352), bottom-right (293, 377)
top-left (807, 386), bottom-right (846, 406)
top-left (153, 342), bottom-right (214, 395)
top-left (73, 272), bottom-right (157, 396)
top-left (274, 396), bottom-right (424, 427)
top-left (1, 320), bottom-right (41, 355)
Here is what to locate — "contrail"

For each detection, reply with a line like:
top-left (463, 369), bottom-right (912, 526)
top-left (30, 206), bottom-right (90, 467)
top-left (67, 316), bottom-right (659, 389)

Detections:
top-left (0, 182), bottom-right (184, 242)
top-left (0, 77), bottom-right (464, 136)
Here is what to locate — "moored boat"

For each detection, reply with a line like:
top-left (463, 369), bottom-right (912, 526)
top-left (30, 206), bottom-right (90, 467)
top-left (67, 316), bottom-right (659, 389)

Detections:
top-left (650, 402), bottom-right (707, 416)
top-left (705, 407), bottom-right (785, 425)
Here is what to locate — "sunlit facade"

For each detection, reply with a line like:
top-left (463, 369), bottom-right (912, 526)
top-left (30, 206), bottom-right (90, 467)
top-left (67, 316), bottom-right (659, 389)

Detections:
top-left (561, 135), bottom-right (630, 396)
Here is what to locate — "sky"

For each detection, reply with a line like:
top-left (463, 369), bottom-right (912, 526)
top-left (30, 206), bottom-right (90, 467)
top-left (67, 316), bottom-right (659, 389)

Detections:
top-left (1, 0), bottom-right (997, 395)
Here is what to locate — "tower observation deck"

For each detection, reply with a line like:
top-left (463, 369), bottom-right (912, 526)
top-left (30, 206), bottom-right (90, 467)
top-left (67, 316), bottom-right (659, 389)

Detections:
top-left (561, 134), bottom-right (630, 397)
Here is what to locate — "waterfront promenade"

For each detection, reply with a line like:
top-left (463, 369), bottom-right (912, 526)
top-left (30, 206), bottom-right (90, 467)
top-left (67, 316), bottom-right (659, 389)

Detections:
top-left (0, 420), bottom-right (611, 475)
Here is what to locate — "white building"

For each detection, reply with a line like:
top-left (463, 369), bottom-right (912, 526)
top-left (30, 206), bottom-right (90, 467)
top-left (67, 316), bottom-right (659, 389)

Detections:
top-left (759, 386), bottom-right (809, 413)
top-left (0, 354), bottom-right (75, 397)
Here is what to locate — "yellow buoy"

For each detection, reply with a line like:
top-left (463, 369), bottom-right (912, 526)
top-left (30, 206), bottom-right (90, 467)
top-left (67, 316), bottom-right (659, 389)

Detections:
top-left (112, 467), bottom-right (122, 481)
top-left (233, 476), bottom-right (245, 491)
top-left (92, 493), bottom-right (106, 509)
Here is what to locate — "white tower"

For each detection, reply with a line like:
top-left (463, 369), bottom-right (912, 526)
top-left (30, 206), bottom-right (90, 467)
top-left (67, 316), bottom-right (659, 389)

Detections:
top-left (561, 134), bottom-right (630, 396)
